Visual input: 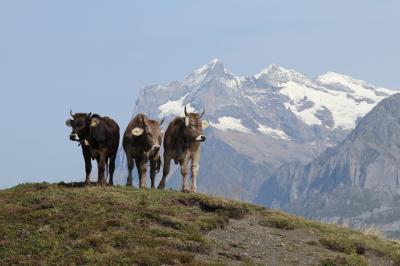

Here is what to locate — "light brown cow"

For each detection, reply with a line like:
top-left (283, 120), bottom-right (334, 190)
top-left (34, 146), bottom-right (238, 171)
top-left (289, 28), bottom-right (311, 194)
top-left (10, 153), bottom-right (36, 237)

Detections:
top-left (123, 113), bottom-right (164, 188)
top-left (158, 107), bottom-right (208, 192)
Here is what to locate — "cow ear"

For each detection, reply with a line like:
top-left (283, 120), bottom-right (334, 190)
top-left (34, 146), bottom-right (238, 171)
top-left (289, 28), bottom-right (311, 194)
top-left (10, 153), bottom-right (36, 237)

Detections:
top-left (66, 119), bottom-right (72, 127)
top-left (202, 120), bottom-right (209, 129)
top-left (160, 129), bottom-right (164, 137)
top-left (90, 117), bottom-right (100, 127)
top-left (185, 116), bottom-right (190, 126)
top-left (132, 127), bottom-right (144, 136)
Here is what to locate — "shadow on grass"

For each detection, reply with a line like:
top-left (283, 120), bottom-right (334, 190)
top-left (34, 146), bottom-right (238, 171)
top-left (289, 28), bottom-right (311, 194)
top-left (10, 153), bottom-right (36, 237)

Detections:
top-left (57, 181), bottom-right (109, 188)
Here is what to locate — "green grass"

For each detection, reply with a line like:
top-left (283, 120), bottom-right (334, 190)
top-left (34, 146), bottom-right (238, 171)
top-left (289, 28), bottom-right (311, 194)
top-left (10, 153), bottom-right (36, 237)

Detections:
top-left (320, 254), bottom-right (368, 266)
top-left (258, 208), bottom-right (400, 264)
top-left (0, 182), bottom-right (399, 265)
top-left (258, 210), bottom-right (299, 230)
top-left (0, 182), bottom-right (249, 265)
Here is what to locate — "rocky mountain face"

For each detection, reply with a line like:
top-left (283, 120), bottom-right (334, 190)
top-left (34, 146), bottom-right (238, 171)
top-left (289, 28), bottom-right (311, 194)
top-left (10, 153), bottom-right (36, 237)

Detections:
top-left (256, 94), bottom-right (400, 238)
top-left (114, 59), bottom-right (395, 204)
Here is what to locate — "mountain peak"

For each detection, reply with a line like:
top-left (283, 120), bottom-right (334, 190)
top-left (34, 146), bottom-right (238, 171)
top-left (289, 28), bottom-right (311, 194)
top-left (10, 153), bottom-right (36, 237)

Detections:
top-left (183, 58), bottom-right (229, 87)
top-left (191, 58), bottom-right (225, 76)
top-left (255, 63), bottom-right (286, 78)
top-left (316, 71), bottom-right (361, 86)
top-left (255, 64), bottom-right (309, 84)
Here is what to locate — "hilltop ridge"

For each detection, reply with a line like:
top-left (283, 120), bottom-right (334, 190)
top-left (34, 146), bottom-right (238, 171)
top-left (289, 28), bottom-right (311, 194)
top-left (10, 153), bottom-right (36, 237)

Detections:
top-left (0, 183), bottom-right (399, 265)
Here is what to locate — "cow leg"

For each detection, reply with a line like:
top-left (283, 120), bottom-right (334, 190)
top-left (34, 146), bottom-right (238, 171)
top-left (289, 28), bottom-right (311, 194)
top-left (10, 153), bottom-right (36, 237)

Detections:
top-left (150, 159), bottom-right (157, 189)
top-left (136, 158), bottom-right (147, 189)
top-left (126, 153), bottom-right (134, 187)
top-left (190, 153), bottom-right (200, 193)
top-left (83, 148), bottom-right (92, 184)
top-left (158, 153), bottom-right (171, 189)
top-left (108, 154), bottom-right (116, 186)
top-left (180, 155), bottom-right (190, 193)
top-left (97, 151), bottom-right (107, 185)
top-left (156, 155), bottom-right (162, 173)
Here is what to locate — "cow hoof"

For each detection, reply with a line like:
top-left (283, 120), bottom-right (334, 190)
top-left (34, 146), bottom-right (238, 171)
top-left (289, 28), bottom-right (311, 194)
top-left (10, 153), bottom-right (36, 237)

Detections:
top-left (181, 188), bottom-right (190, 193)
top-left (126, 183), bottom-right (132, 187)
top-left (190, 189), bottom-right (196, 193)
top-left (157, 184), bottom-right (165, 190)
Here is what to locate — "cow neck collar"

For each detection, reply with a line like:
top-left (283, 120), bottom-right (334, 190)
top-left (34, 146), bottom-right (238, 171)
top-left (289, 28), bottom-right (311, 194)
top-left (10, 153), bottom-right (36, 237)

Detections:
top-left (78, 139), bottom-right (90, 147)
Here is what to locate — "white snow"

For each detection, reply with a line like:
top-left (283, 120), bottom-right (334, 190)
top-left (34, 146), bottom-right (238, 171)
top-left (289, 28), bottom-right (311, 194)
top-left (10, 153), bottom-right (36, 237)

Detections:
top-left (280, 80), bottom-right (374, 129)
top-left (158, 94), bottom-right (195, 117)
top-left (375, 87), bottom-right (395, 95)
top-left (316, 72), bottom-right (395, 100)
top-left (183, 58), bottom-right (227, 87)
top-left (254, 69), bottom-right (397, 130)
top-left (246, 95), bottom-right (257, 105)
top-left (153, 60), bottom-right (397, 135)
top-left (210, 117), bottom-right (251, 133)
top-left (257, 123), bottom-right (289, 140)
top-left (192, 58), bottom-right (222, 76)
top-left (255, 64), bottom-right (310, 86)
top-left (224, 77), bottom-right (240, 90)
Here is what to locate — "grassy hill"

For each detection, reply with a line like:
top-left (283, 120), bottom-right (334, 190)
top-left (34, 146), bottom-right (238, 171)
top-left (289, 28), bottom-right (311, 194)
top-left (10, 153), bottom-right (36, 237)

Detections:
top-left (0, 183), bottom-right (399, 265)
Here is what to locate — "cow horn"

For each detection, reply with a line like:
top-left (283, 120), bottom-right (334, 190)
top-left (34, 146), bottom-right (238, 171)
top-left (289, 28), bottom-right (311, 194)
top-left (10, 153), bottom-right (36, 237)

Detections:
top-left (184, 106), bottom-right (188, 116)
top-left (141, 114), bottom-right (147, 129)
top-left (159, 117), bottom-right (165, 126)
top-left (200, 108), bottom-right (205, 118)
top-left (70, 109), bottom-right (73, 117)
top-left (87, 112), bottom-right (92, 118)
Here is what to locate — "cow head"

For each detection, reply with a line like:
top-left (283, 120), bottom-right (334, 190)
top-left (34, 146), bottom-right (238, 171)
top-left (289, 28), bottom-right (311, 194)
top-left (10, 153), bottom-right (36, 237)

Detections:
top-left (65, 110), bottom-right (91, 142)
top-left (131, 114), bottom-right (164, 152)
top-left (183, 106), bottom-right (208, 142)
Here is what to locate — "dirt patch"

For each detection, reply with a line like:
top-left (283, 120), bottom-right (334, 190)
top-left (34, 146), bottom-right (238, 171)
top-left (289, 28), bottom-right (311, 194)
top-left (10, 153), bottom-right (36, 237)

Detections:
top-left (199, 215), bottom-right (396, 265)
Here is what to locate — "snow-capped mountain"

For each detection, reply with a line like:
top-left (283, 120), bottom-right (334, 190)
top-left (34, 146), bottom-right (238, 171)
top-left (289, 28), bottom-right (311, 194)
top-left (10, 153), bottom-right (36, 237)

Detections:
top-left (115, 59), bottom-right (396, 202)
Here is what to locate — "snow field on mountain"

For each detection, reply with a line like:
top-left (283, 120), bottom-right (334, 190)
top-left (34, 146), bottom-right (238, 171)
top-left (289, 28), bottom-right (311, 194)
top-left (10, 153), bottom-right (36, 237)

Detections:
top-left (209, 117), bottom-right (251, 133)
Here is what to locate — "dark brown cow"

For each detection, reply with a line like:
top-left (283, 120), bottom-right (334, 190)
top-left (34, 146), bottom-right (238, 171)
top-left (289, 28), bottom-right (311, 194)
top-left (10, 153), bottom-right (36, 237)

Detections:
top-left (66, 111), bottom-right (120, 185)
top-left (158, 107), bottom-right (208, 193)
top-left (123, 113), bottom-right (164, 188)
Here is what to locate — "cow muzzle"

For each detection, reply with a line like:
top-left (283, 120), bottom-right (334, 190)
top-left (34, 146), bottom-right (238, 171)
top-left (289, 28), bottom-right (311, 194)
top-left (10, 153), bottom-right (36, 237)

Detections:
top-left (69, 134), bottom-right (80, 141)
top-left (196, 135), bottom-right (206, 142)
top-left (151, 145), bottom-right (160, 151)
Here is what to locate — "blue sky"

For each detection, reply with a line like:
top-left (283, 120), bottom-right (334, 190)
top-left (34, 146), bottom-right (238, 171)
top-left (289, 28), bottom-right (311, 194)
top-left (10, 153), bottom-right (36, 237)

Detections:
top-left (0, 1), bottom-right (399, 188)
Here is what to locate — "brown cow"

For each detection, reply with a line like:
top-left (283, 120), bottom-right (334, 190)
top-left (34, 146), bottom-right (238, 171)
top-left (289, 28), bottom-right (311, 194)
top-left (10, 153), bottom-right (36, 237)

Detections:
top-left (123, 113), bottom-right (164, 188)
top-left (66, 111), bottom-right (120, 185)
top-left (158, 107), bottom-right (208, 193)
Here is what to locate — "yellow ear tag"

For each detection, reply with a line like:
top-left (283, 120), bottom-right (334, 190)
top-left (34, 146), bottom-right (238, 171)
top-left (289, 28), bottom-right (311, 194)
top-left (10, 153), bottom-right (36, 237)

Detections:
top-left (84, 140), bottom-right (90, 146)
top-left (90, 119), bottom-right (98, 127)
top-left (132, 127), bottom-right (144, 136)
top-left (202, 120), bottom-right (209, 128)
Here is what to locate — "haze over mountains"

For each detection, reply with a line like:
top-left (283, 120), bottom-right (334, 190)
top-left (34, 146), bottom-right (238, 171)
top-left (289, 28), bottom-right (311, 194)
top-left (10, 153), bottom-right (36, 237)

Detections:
top-left (115, 59), bottom-right (399, 237)
top-left (256, 94), bottom-right (400, 238)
